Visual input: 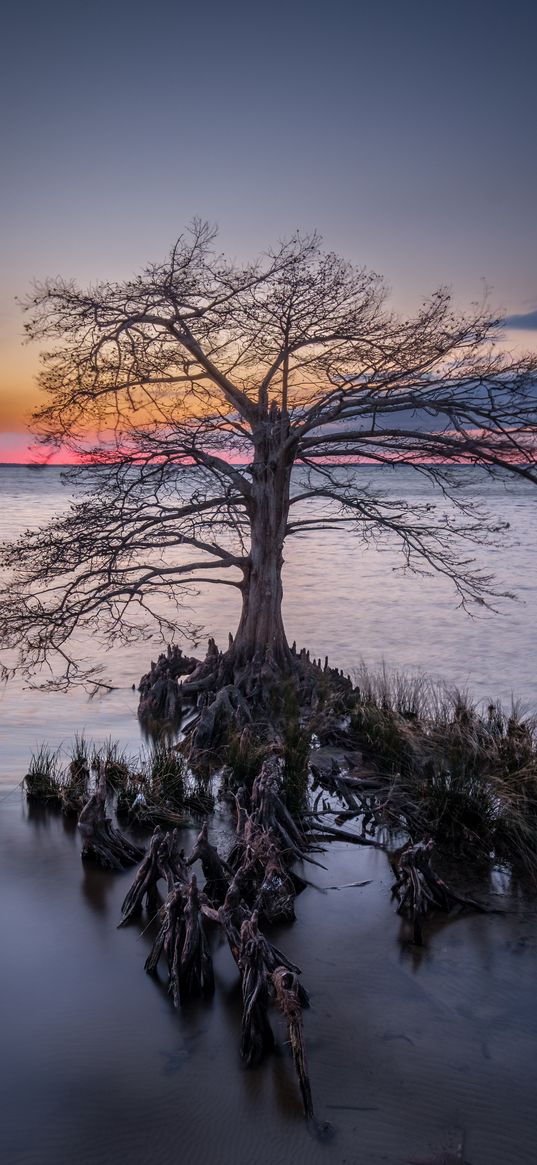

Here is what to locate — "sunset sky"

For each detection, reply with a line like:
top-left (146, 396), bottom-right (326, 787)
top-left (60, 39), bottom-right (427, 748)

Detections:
top-left (1, 0), bottom-right (536, 461)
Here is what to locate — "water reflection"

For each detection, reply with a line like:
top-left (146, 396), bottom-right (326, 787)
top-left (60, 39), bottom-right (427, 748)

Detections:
top-left (80, 865), bottom-right (119, 914)
top-left (2, 795), bottom-right (537, 1164)
top-left (24, 799), bottom-right (57, 830)
top-left (3, 465), bottom-right (537, 793)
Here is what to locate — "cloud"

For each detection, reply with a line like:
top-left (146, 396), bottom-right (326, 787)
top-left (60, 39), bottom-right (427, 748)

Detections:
top-left (503, 310), bottom-right (537, 330)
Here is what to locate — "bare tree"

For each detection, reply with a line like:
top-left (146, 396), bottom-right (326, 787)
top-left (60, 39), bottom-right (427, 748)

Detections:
top-left (1, 221), bottom-right (537, 716)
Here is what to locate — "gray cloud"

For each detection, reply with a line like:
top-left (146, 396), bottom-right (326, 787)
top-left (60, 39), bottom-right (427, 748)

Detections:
top-left (503, 310), bottom-right (537, 330)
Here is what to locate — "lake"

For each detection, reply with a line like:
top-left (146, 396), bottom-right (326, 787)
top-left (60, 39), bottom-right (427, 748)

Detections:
top-left (1, 463), bottom-right (537, 790)
top-left (1, 463), bottom-right (537, 1165)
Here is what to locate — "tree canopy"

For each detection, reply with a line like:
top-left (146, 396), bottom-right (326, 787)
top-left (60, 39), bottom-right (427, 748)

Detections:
top-left (1, 221), bottom-right (537, 690)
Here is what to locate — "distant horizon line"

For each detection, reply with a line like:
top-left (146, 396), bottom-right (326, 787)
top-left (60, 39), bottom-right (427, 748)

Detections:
top-left (0, 460), bottom-right (507, 470)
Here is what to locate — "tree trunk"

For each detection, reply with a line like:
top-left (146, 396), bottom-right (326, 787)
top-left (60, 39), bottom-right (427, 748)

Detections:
top-left (232, 415), bottom-right (292, 671)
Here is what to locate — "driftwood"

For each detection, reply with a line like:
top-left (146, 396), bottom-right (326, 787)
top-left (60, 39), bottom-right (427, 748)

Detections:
top-left (78, 767), bottom-right (144, 870)
top-left (391, 839), bottom-right (488, 945)
top-left (309, 821), bottom-right (380, 847)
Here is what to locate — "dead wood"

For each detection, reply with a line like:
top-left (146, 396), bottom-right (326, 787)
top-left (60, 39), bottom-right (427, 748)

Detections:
top-left (157, 827), bottom-right (189, 891)
top-left (187, 820), bottom-right (231, 904)
top-left (144, 883), bottom-right (186, 987)
top-left (272, 966), bottom-right (315, 1120)
top-left (178, 874), bottom-right (215, 1002)
top-left (309, 822), bottom-right (381, 847)
top-left (391, 839), bottom-right (488, 944)
top-left (255, 843), bottom-right (296, 923)
top-left (119, 825), bottom-right (165, 925)
top-left (78, 767), bottom-right (144, 870)
top-left (238, 913), bottom-right (275, 1066)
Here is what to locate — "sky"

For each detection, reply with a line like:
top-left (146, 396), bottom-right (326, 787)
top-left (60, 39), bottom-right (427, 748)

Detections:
top-left (1, 0), bottom-right (536, 460)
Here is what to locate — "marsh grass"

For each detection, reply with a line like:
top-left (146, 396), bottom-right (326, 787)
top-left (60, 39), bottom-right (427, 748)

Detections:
top-left (147, 742), bottom-right (186, 808)
top-left (225, 725), bottom-right (268, 791)
top-left (22, 665), bottom-right (537, 875)
top-left (24, 745), bottom-right (62, 803)
top-left (61, 733), bottom-right (90, 813)
top-left (351, 664), bottom-right (537, 873)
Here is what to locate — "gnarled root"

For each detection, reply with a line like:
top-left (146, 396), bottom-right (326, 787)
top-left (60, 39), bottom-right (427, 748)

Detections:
top-left (144, 884), bottom-right (185, 983)
top-left (187, 820), bottom-right (230, 904)
top-left (272, 967), bottom-right (314, 1120)
top-left (144, 875), bottom-right (214, 1005)
top-left (192, 684), bottom-right (252, 753)
top-left (138, 645), bottom-right (199, 724)
top-left (391, 839), bottom-right (488, 944)
top-left (238, 913), bottom-right (275, 1067)
top-left (254, 843), bottom-right (296, 924)
top-left (251, 756), bottom-right (308, 861)
top-left (119, 826), bottom-right (165, 924)
top-left (78, 768), bottom-right (144, 870)
top-left (178, 874), bottom-right (215, 1002)
top-left (120, 826), bottom-right (188, 926)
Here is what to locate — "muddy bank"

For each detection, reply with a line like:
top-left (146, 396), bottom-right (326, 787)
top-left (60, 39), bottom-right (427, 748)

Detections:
top-left (1, 794), bottom-right (537, 1165)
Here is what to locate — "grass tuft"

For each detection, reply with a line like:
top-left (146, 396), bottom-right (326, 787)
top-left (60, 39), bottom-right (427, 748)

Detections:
top-left (350, 664), bottom-right (537, 874)
top-left (25, 745), bottom-right (62, 803)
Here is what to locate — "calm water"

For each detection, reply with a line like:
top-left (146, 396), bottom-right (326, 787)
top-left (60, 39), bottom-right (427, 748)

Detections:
top-left (2, 796), bottom-right (537, 1165)
top-left (1, 464), bottom-right (537, 1165)
top-left (1, 464), bottom-right (537, 788)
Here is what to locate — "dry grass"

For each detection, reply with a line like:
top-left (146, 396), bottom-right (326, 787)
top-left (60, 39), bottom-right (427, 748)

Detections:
top-left (24, 744), bottom-right (63, 803)
top-left (350, 665), bottom-right (537, 874)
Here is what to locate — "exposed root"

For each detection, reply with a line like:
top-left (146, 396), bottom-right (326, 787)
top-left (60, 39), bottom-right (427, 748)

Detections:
top-left (119, 826), bottom-right (188, 925)
top-left (238, 913), bottom-right (275, 1067)
top-left (272, 966), bottom-right (315, 1120)
top-left (186, 820), bottom-right (230, 904)
top-left (179, 874), bottom-right (215, 1002)
top-left (391, 839), bottom-right (489, 945)
top-left (138, 645), bottom-right (198, 724)
top-left (119, 825), bottom-right (165, 924)
top-left (78, 767), bottom-right (144, 870)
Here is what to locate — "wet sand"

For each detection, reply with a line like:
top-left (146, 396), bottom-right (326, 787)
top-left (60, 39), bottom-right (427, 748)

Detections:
top-left (1, 794), bottom-right (537, 1165)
